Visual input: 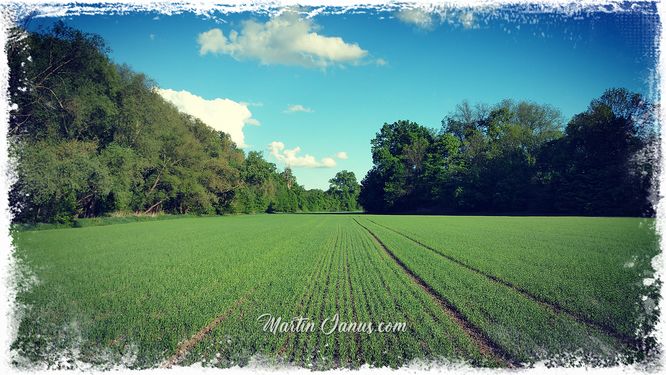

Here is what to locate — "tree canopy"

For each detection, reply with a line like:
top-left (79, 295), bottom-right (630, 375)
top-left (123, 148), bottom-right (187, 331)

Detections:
top-left (360, 91), bottom-right (658, 217)
top-left (8, 22), bottom-right (656, 222)
top-left (8, 22), bottom-right (359, 224)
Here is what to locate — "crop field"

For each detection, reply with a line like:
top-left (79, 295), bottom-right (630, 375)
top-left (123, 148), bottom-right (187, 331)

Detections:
top-left (11, 214), bottom-right (660, 369)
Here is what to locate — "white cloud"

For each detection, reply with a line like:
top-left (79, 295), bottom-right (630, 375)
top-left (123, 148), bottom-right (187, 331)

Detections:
top-left (245, 118), bottom-right (261, 126)
top-left (268, 141), bottom-right (337, 168)
top-left (149, 33), bottom-right (156, 40)
top-left (156, 88), bottom-right (259, 147)
top-left (197, 11), bottom-right (368, 68)
top-left (459, 12), bottom-right (477, 29)
top-left (320, 157), bottom-right (336, 168)
top-left (336, 151), bottom-right (348, 160)
top-left (284, 104), bottom-right (313, 114)
top-left (397, 8), bottom-right (478, 31)
top-left (396, 8), bottom-right (435, 30)
top-left (240, 101), bottom-right (263, 107)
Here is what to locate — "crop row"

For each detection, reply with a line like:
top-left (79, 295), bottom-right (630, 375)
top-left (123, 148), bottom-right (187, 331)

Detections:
top-left (13, 214), bottom-right (655, 369)
top-left (13, 215), bottom-right (330, 368)
top-left (357, 218), bottom-right (628, 365)
top-left (183, 217), bottom-right (492, 369)
top-left (366, 215), bottom-right (659, 340)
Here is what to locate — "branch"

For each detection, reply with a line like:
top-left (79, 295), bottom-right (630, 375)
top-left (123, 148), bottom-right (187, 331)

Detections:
top-left (147, 169), bottom-right (162, 195)
top-left (34, 57), bottom-right (74, 86)
top-left (144, 199), bottom-right (165, 214)
top-left (35, 84), bottom-right (65, 109)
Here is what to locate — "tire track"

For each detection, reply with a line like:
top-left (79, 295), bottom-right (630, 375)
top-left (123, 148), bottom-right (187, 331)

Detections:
top-left (358, 220), bottom-right (464, 360)
top-left (353, 218), bottom-right (515, 367)
top-left (160, 288), bottom-right (255, 368)
top-left (366, 218), bottom-right (639, 348)
top-left (352, 224), bottom-right (403, 367)
top-left (354, 223), bottom-right (425, 361)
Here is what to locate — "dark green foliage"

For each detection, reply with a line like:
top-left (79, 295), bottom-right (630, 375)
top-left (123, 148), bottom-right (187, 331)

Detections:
top-left (359, 121), bottom-right (436, 212)
top-left (361, 92), bottom-right (658, 216)
top-left (9, 23), bottom-right (354, 223)
top-left (11, 22), bottom-right (654, 220)
top-left (534, 89), bottom-right (658, 216)
top-left (327, 170), bottom-right (361, 211)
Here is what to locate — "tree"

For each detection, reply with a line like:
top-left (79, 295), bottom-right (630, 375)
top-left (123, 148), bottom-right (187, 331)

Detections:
top-left (537, 88), bottom-right (657, 216)
top-left (360, 93), bottom-right (656, 217)
top-left (281, 167), bottom-right (296, 190)
top-left (359, 167), bottom-right (386, 213)
top-left (328, 170), bottom-right (360, 211)
top-left (12, 140), bottom-right (111, 223)
top-left (10, 23), bottom-right (364, 223)
top-left (366, 120), bottom-right (436, 211)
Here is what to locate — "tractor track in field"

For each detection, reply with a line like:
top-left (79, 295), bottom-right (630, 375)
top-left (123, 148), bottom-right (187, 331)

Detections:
top-left (352, 218), bottom-right (516, 368)
top-left (160, 288), bottom-right (255, 368)
top-left (356, 224), bottom-right (432, 360)
top-left (365, 218), bottom-right (640, 348)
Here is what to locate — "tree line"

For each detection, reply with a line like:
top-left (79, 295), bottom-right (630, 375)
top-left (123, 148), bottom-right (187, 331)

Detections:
top-left (8, 23), bottom-right (658, 223)
top-left (8, 23), bottom-right (360, 224)
top-left (359, 90), bottom-right (658, 216)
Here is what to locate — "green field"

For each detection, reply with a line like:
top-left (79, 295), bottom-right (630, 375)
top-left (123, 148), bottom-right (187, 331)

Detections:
top-left (11, 214), bottom-right (660, 369)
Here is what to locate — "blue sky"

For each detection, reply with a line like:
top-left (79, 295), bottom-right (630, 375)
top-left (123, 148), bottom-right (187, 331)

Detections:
top-left (28, 5), bottom-right (658, 189)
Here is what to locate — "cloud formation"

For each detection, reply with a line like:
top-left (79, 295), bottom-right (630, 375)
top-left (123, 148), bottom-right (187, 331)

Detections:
top-left (156, 88), bottom-right (259, 147)
top-left (396, 8), bottom-right (478, 31)
top-left (268, 141), bottom-right (337, 168)
top-left (459, 12), bottom-right (477, 29)
top-left (197, 11), bottom-right (368, 68)
top-left (396, 8), bottom-right (435, 30)
top-left (284, 104), bottom-right (313, 113)
top-left (336, 151), bottom-right (348, 160)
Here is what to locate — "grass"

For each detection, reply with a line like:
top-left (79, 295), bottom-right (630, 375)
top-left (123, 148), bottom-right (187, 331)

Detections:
top-left (182, 219), bottom-right (487, 369)
top-left (11, 214), bottom-right (660, 369)
top-left (358, 218), bottom-right (628, 365)
top-left (11, 212), bottom-right (200, 232)
top-left (365, 215), bottom-right (660, 340)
